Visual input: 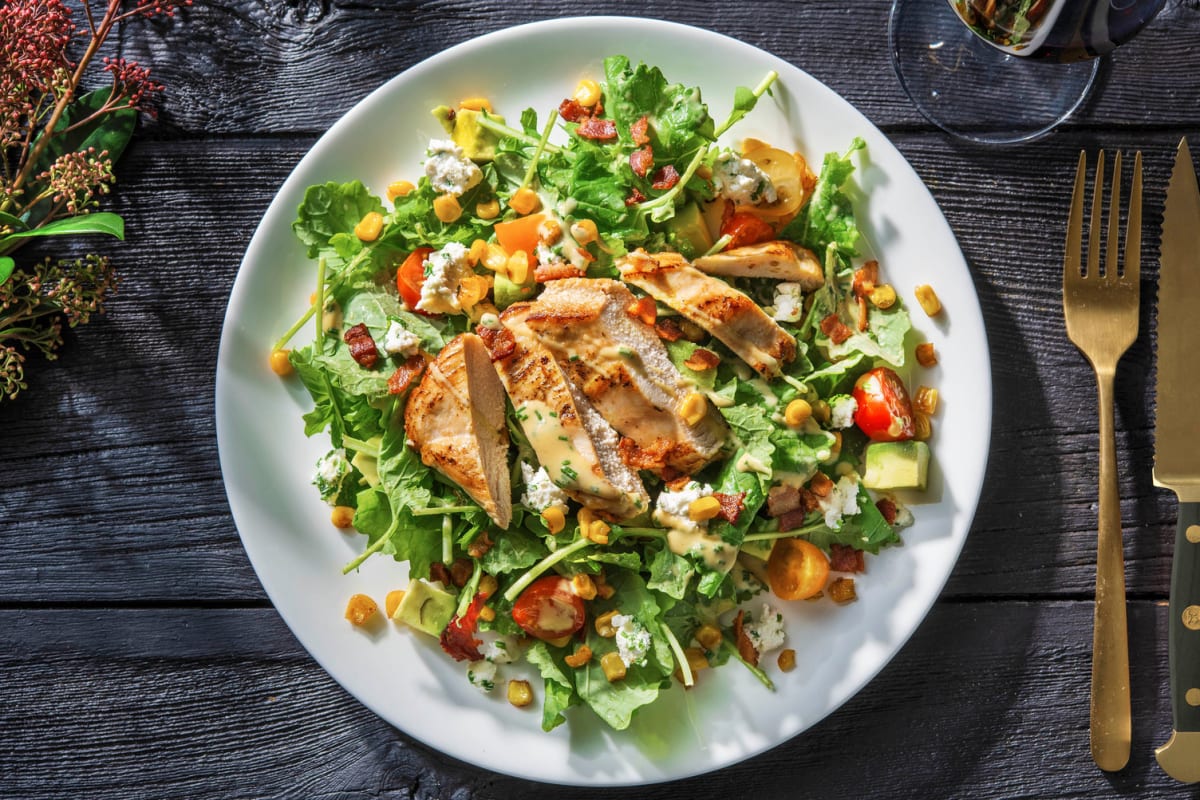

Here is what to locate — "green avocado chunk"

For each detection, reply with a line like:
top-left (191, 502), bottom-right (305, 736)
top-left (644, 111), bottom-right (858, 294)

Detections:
top-left (860, 440), bottom-right (930, 491)
top-left (665, 201), bottom-right (714, 259)
top-left (493, 270), bottom-right (536, 310)
top-left (393, 578), bottom-right (456, 636)
top-left (431, 105), bottom-right (503, 162)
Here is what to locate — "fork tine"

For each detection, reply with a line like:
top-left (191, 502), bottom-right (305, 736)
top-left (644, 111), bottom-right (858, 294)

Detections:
top-left (1106, 151), bottom-right (1122, 279)
top-left (1066, 150), bottom-right (1086, 285)
top-left (1087, 150), bottom-right (1105, 277)
top-left (1124, 151), bottom-right (1143, 285)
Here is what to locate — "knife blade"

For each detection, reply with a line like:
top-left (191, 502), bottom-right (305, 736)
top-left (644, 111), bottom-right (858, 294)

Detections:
top-left (1153, 137), bottom-right (1200, 785)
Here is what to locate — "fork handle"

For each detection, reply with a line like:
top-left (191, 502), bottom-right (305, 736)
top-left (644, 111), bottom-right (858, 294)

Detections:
top-left (1091, 371), bottom-right (1131, 772)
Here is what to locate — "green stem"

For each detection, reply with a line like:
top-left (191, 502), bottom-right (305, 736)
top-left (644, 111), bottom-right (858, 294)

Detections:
top-left (520, 110), bottom-right (559, 189)
top-left (342, 515), bottom-right (397, 574)
top-left (722, 638), bottom-right (775, 690)
top-left (743, 520), bottom-right (824, 543)
top-left (272, 304), bottom-right (316, 352)
top-left (661, 622), bottom-right (693, 687)
top-left (441, 515), bottom-right (454, 565)
top-left (411, 505), bottom-right (477, 517)
top-left (713, 70), bottom-right (778, 139)
top-left (635, 143), bottom-right (710, 219)
top-left (455, 558), bottom-right (483, 618)
top-left (702, 234), bottom-right (732, 257)
top-left (313, 255), bottom-right (327, 350)
top-left (502, 536), bottom-right (592, 603)
top-left (475, 113), bottom-right (565, 155)
top-left (613, 526), bottom-right (667, 539)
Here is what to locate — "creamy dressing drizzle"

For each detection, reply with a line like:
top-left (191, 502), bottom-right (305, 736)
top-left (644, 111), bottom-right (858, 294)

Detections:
top-left (518, 399), bottom-right (621, 501)
top-left (653, 510), bottom-right (736, 573)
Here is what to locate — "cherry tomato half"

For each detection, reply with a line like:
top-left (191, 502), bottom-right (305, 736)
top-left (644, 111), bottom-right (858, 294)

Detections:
top-left (852, 366), bottom-right (916, 442)
top-left (510, 575), bottom-right (586, 642)
top-left (720, 211), bottom-right (775, 250)
top-left (767, 537), bottom-right (830, 600)
top-left (396, 246), bottom-right (434, 310)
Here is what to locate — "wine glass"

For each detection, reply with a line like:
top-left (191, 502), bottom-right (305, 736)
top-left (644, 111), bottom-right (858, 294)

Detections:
top-left (890, 0), bottom-right (1167, 145)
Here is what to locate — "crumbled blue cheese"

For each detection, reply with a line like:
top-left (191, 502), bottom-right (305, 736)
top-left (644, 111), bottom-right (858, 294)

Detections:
top-left (713, 152), bottom-right (777, 205)
top-left (770, 282), bottom-right (805, 322)
top-left (482, 634), bottom-right (519, 664)
top-left (381, 319), bottom-right (421, 356)
top-left (829, 394), bottom-right (858, 429)
top-left (653, 481), bottom-right (713, 531)
top-left (312, 449), bottom-right (351, 503)
top-left (819, 474), bottom-right (862, 529)
top-left (745, 603), bottom-right (786, 655)
top-left (416, 241), bottom-right (471, 314)
top-left (423, 139), bottom-right (482, 196)
top-left (466, 659), bottom-right (497, 692)
top-left (519, 461), bottom-right (569, 512)
top-left (611, 614), bottom-right (652, 667)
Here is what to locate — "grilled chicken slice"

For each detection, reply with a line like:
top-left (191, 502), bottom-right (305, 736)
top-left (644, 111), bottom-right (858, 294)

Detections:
top-left (404, 333), bottom-right (511, 528)
top-left (486, 303), bottom-right (651, 521)
top-left (694, 240), bottom-right (823, 290)
top-left (617, 249), bottom-right (797, 378)
top-left (522, 278), bottom-right (728, 475)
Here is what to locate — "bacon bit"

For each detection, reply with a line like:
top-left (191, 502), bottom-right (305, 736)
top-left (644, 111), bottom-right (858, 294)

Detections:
top-left (712, 491), bottom-right (746, 524)
top-left (852, 260), bottom-right (879, 298)
top-left (429, 562), bottom-right (452, 586)
top-left (665, 474), bottom-right (694, 492)
top-left (808, 472), bottom-right (834, 498)
top-left (830, 543), bottom-right (866, 574)
top-left (801, 488), bottom-right (821, 512)
top-left (626, 296), bottom-right (657, 326)
top-left (819, 313), bottom-right (853, 345)
top-left (733, 609), bottom-right (758, 666)
top-left (534, 260), bottom-right (586, 283)
top-left (777, 507), bottom-right (808, 533)
top-left (475, 324), bottom-right (516, 361)
top-left (446, 107), bottom-right (457, 122)
top-left (630, 145), bottom-right (654, 178)
top-left (467, 531), bottom-right (494, 559)
top-left (386, 354), bottom-right (425, 395)
top-left (915, 342), bottom-right (938, 367)
top-left (630, 115), bottom-right (650, 145)
top-left (856, 294), bottom-right (870, 332)
top-left (449, 557), bottom-right (473, 588)
top-left (650, 164), bottom-right (680, 190)
top-left (876, 497), bottom-right (899, 525)
top-left (343, 323), bottom-right (379, 368)
top-left (617, 437), bottom-right (670, 471)
top-left (577, 117), bottom-right (618, 141)
top-left (624, 186), bottom-right (647, 206)
top-left (558, 98), bottom-right (590, 122)
top-left (767, 484), bottom-right (802, 517)
top-left (654, 317), bottom-right (684, 342)
top-left (828, 577), bottom-right (857, 604)
top-left (440, 593), bottom-right (486, 661)
top-left (682, 347), bottom-right (720, 372)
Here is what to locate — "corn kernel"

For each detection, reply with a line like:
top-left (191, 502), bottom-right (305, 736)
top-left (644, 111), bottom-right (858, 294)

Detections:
top-left (507, 679), bottom-right (534, 707)
top-left (506, 251), bottom-right (530, 284)
top-left (467, 239), bottom-right (488, 266)
top-left (546, 634), bottom-right (572, 648)
top-left (914, 284), bottom-right (942, 317)
top-left (777, 648), bottom-right (797, 672)
top-left (570, 218), bottom-right (598, 244)
top-left (695, 623), bottom-right (722, 651)
top-left (386, 180), bottom-right (415, 201)
top-left (269, 349), bottom-right (293, 376)
top-left (330, 505), bottom-right (355, 529)
top-left (478, 574), bottom-right (498, 599)
top-left (482, 243), bottom-right (508, 272)
top-left (573, 78), bottom-right (602, 107)
top-left (433, 193), bottom-right (462, 223)
top-left (688, 495), bottom-right (722, 522)
top-left (354, 211), bottom-right (384, 242)
top-left (587, 520), bottom-right (611, 545)
top-left (475, 197), bottom-right (500, 220)
top-left (384, 590), bottom-right (406, 619)
top-left (600, 651), bottom-right (627, 682)
top-left (915, 342), bottom-right (938, 367)
top-left (680, 392), bottom-right (708, 426)
top-left (783, 398), bottom-right (812, 428)
top-left (538, 217), bottom-right (562, 245)
top-left (564, 645), bottom-right (593, 668)
top-left (578, 507), bottom-right (596, 533)
top-left (914, 411), bottom-right (933, 441)
top-left (541, 505), bottom-right (566, 534)
top-left (344, 593), bottom-right (378, 626)
top-left (595, 609), bottom-right (619, 638)
top-left (460, 96), bottom-right (493, 113)
top-left (509, 186), bottom-right (541, 215)
top-left (684, 647), bottom-right (709, 672)
top-left (571, 573), bottom-right (597, 600)
top-left (478, 605), bottom-right (496, 623)
top-left (596, 580), bottom-right (616, 600)
top-left (914, 385), bottom-right (939, 415)
top-left (458, 274), bottom-right (490, 310)
top-left (869, 283), bottom-right (897, 309)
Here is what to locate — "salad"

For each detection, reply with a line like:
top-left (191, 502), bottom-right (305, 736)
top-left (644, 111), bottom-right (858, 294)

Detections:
top-left (270, 56), bottom-right (941, 733)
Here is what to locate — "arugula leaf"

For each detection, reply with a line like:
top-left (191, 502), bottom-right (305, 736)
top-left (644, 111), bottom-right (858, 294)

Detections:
top-left (768, 427), bottom-right (834, 479)
top-left (526, 641), bottom-right (579, 732)
top-left (293, 180), bottom-right (383, 259)
top-left (665, 339), bottom-right (717, 392)
top-left (824, 302), bottom-right (911, 367)
top-left (351, 487), bottom-right (444, 578)
top-left (603, 55), bottom-right (714, 161)
top-left (480, 527), bottom-right (546, 575)
top-left (646, 543), bottom-right (694, 600)
top-left (782, 138), bottom-right (866, 257)
top-left (801, 485), bottom-right (900, 555)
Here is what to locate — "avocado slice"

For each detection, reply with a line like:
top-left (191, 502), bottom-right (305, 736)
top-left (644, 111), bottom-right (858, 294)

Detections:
top-left (493, 270), bottom-right (536, 310)
top-left (665, 202), bottom-right (714, 259)
top-left (860, 440), bottom-right (930, 491)
top-left (431, 105), bottom-right (504, 162)
top-left (392, 578), bottom-right (457, 636)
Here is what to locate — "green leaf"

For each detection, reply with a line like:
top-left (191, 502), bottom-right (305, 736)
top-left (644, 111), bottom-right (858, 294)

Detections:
top-left (0, 257), bottom-right (13, 286)
top-left (29, 90), bottom-right (136, 178)
top-left (525, 641), bottom-right (579, 732)
top-left (0, 212), bottom-right (124, 248)
top-left (480, 527), bottom-right (546, 575)
top-left (293, 180), bottom-right (384, 259)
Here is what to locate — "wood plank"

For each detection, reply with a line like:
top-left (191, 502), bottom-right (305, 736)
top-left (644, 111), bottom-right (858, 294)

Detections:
top-left (115, 0), bottom-right (1200, 135)
top-left (0, 602), bottom-right (1188, 799)
top-left (0, 130), bottom-right (1180, 601)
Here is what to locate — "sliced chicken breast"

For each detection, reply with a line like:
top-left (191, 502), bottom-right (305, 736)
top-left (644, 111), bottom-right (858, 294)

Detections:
top-left (694, 240), bottom-right (823, 290)
top-left (486, 303), bottom-right (651, 521)
top-left (404, 333), bottom-right (511, 528)
top-left (522, 278), bottom-right (728, 474)
top-left (617, 249), bottom-right (797, 378)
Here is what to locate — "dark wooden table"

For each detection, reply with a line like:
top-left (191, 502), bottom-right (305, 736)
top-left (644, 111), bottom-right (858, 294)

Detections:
top-left (5, 1), bottom-right (1200, 797)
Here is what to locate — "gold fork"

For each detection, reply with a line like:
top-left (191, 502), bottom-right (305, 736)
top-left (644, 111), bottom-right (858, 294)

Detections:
top-left (1063, 149), bottom-right (1142, 772)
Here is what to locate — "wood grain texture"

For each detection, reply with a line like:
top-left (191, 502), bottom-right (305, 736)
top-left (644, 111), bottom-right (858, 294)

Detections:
top-left (0, 602), bottom-right (1192, 800)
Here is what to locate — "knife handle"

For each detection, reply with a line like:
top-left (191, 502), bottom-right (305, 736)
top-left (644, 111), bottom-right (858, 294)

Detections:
top-left (1167, 501), bottom-right (1200, 735)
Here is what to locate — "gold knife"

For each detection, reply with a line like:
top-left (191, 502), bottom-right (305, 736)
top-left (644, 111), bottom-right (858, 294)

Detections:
top-left (1154, 137), bottom-right (1200, 785)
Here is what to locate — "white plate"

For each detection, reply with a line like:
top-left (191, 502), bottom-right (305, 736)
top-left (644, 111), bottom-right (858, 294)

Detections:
top-left (216, 16), bottom-right (991, 786)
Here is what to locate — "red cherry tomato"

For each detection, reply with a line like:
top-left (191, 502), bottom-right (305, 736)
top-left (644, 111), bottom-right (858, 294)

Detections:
top-left (720, 211), bottom-right (775, 250)
top-left (396, 246), bottom-right (434, 310)
top-left (852, 366), bottom-right (916, 442)
top-left (510, 575), bottom-right (586, 642)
